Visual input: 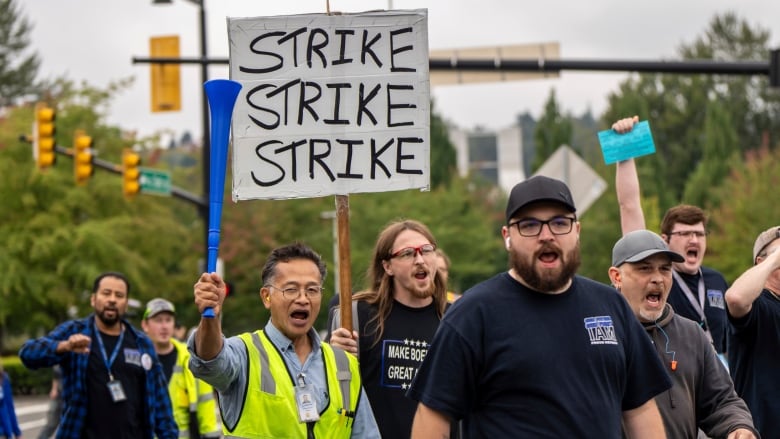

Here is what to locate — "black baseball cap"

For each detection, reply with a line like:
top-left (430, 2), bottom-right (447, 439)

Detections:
top-left (505, 175), bottom-right (576, 223)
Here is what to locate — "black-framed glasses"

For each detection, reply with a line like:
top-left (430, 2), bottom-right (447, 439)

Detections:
top-left (390, 243), bottom-right (436, 260)
top-left (508, 217), bottom-right (576, 237)
top-left (668, 230), bottom-right (707, 239)
top-left (265, 284), bottom-right (324, 299)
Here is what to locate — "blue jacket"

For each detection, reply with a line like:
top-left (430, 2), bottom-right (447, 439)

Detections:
top-left (19, 315), bottom-right (177, 439)
top-left (0, 372), bottom-right (21, 438)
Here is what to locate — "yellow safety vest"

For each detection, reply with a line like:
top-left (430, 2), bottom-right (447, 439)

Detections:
top-left (223, 330), bottom-right (360, 439)
top-left (169, 339), bottom-right (220, 438)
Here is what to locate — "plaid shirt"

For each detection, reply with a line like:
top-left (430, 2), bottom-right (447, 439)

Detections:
top-left (19, 315), bottom-right (177, 439)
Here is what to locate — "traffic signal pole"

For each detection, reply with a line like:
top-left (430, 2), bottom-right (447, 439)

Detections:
top-left (44, 143), bottom-right (206, 208)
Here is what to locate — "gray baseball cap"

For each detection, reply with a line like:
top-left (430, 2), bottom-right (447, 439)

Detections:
top-left (612, 230), bottom-right (684, 267)
top-left (143, 298), bottom-right (176, 320)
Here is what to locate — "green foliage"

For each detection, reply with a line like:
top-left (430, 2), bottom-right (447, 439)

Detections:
top-left (1, 355), bottom-right (51, 395)
top-left (0, 0), bottom-right (40, 106)
top-left (0, 81), bottom-right (201, 351)
top-left (532, 89), bottom-right (573, 172)
top-left (429, 100), bottom-right (458, 188)
top-left (682, 101), bottom-right (739, 206)
top-left (602, 12), bottom-right (780, 211)
top-left (706, 146), bottom-right (780, 283)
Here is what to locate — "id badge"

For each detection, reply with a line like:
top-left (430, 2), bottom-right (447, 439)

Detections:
top-left (294, 384), bottom-right (320, 423)
top-left (107, 379), bottom-right (127, 402)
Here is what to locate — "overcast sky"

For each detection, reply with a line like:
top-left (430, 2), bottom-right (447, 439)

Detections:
top-left (19, 0), bottom-right (780, 142)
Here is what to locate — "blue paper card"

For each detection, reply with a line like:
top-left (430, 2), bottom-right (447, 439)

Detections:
top-left (597, 120), bottom-right (656, 164)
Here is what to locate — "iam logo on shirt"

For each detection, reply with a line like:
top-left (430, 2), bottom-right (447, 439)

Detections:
top-left (584, 316), bottom-right (618, 345)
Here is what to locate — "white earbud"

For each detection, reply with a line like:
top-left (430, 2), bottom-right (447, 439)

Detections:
top-left (505, 237), bottom-right (511, 249)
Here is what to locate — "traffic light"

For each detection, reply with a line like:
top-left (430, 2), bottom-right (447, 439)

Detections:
top-left (73, 129), bottom-right (93, 185)
top-left (122, 148), bottom-right (141, 197)
top-left (33, 103), bottom-right (56, 169)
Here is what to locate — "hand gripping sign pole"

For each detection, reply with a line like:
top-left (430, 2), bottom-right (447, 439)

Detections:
top-left (202, 79), bottom-right (242, 318)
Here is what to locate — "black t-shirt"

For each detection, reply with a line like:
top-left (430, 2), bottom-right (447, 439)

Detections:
top-left (407, 274), bottom-right (672, 437)
top-left (158, 349), bottom-right (177, 384)
top-left (326, 297), bottom-right (448, 438)
top-left (84, 328), bottom-right (146, 439)
top-left (728, 289), bottom-right (780, 436)
top-left (349, 300), bottom-right (444, 438)
top-left (667, 267), bottom-right (728, 353)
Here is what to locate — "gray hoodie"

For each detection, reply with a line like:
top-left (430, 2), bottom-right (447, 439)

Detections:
top-left (643, 304), bottom-right (758, 438)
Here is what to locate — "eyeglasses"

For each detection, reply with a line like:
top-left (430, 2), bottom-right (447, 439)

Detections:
top-left (265, 284), bottom-right (324, 300)
top-left (508, 217), bottom-right (576, 237)
top-left (390, 243), bottom-right (436, 260)
top-left (668, 230), bottom-right (707, 239)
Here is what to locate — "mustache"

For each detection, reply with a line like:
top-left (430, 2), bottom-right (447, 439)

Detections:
top-left (535, 242), bottom-right (562, 257)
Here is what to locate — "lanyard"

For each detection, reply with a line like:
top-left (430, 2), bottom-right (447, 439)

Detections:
top-left (672, 270), bottom-right (713, 343)
top-left (94, 322), bottom-right (125, 381)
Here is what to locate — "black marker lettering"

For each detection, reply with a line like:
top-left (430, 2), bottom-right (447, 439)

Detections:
top-left (361, 30), bottom-right (382, 68)
top-left (252, 140), bottom-right (285, 186)
top-left (396, 137), bottom-right (424, 174)
top-left (298, 81), bottom-right (322, 125)
top-left (336, 139), bottom-right (364, 179)
top-left (309, 139), bottom-right (335, 181)
top-left (274, 139), bottom-right (307, 181)
top-left (323, 83), bottom-right (351, 125)
top-left (307, 28), bottom-right (329, 68)
top-left (387, 84), bottom-right (415, 127)
top-left (370, 137), bottom-right (394, 179)
top-left (357, 83), bottom-right (380, 126)
top-left (389, 27), bottom-right (415, 72)
top-left (333, 29), bottom-right (355, 65)
top-left (241, 31), bottom-right (285, 74)
top-left (278, 27), bottom-right (308, 68)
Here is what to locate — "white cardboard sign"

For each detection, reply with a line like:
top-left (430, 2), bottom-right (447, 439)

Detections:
top-left (228, 10), bottom-right (430, 201)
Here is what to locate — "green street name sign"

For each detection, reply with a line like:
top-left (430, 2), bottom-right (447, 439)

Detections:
top-left (139, 167), bottom-right (172, 196)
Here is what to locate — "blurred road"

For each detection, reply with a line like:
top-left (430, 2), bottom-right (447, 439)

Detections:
top-left (14, 394), bottom-right (50, 438)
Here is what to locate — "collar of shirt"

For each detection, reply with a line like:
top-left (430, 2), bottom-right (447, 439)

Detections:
top-left (263, 321), bottom-right (322, 367)
top-left (263, 321), bottom-right (328, 407)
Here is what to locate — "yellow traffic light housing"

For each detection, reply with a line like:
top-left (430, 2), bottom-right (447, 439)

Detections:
top-left (150, 35), bottom-right (181, 112)
top-left (33, 103), bottom-right (56, 169)
top-left (73, 130), bottom-right (93, 185)
top-left (122, 149), bottom-right (142, 197)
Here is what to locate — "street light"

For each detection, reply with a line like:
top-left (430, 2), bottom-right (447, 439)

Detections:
top-left (152, 0), bottom-right (211, 263)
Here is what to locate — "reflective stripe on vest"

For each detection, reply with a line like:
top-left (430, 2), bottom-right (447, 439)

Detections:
top-left (226, 330), bottom-right (360, 438)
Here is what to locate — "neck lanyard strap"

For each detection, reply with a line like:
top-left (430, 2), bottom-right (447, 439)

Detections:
top-left (672, 270), bottom-right (712, 343)
top-left (94, 321), bottom-right (125, 380)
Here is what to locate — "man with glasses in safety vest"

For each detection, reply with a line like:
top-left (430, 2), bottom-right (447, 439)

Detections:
top-left (188, 242), bottom-right (380, 438)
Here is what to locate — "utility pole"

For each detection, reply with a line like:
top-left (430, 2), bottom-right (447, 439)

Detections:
top-left (152, 0), bottom-right (210, 263)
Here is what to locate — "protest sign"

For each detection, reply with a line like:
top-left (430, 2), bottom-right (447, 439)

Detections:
top-left (228, 10), bottom-right (430, 200)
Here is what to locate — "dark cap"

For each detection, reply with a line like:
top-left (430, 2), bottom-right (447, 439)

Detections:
top-left (505, 175), bottom-right (576, 223)
top-left (753, 226), bottom-right (780, 264)
top-left (612, 230), bottom-right (684, 267)
top-left (143, 298), bottom-right (176, 320)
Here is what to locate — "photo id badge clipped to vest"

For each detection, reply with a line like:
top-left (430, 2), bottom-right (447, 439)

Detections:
top-left (295, 373), bottom-right (320, 423)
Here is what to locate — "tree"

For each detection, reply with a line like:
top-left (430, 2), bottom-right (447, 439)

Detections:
top-left (0, 0), bottom-right (40, 107)
top-left (682, 100), bottom-right (738, 207)
top-left (602, 12), bottom-right (780, 209)
top-left (0, 80), bottom-right (201, 352)
top-left (429, 100), bottom-right (458, 189)
top-left (532, 89), bottom-right (572, 172)
top-left (707, 145), bottom-right (780, 284)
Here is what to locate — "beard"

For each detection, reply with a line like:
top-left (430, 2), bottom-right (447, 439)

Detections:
top-left (408, 279), bottom-right (436, 300)
top-left (96, 307), bottom-right (122, 327)
top-left (511, 241), bottom-right (581, 293)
